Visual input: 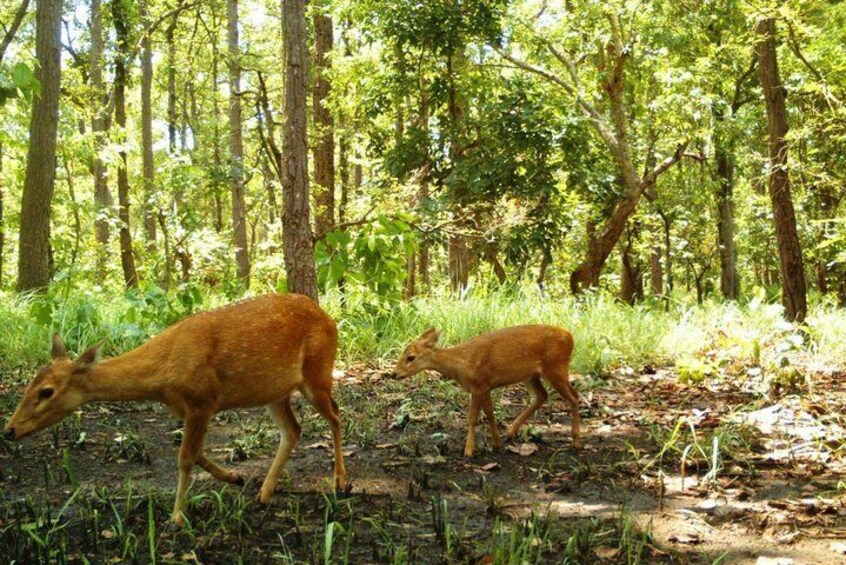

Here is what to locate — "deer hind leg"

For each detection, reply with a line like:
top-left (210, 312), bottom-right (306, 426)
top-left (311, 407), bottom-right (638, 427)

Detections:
top-left (197, 452), bottom-right (244, 485)
top-left (258, 396), bottom-right (302, 504)
top-left (545, 369), bottom-right (581, 449)
top-left (171, 411), bottom-right (212, 526)
top-left (304, 388), bottom-right (347, 491)
top-left (505, 377), bottom-right (547, 439)
top-left (480, 392), bottom-right (501, 449)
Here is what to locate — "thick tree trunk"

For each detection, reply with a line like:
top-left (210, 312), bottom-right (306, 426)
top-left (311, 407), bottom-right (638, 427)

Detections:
top-left (17, 0), bottom-right (61, 292)
top-left (90, 0), bottom-right (113, 278)
top-left (228, 0), bottom-right (250, 286)
top-left (140, 4), bottom-right (157, 247)
top-left (282, 0), bottom-right (318, 300)
top-left (756, 18), bottom-right (807, 322)
top-left (112, 0), bottom-right (139, 289)
top-left (312, 7), bottom-right (334, 238)
top-left (619, 222), bottom-right (644, 304)
top-left (715, 142), bottom-right (738, 300)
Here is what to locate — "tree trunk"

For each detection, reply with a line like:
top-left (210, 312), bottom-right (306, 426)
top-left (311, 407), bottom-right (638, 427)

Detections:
top-left (756, 18), bottom-right (806, 322)
top-left (715, 144), bottom-right (738, 300)
top-left (228, 0), bottom-right (250, 286)
top-left (447, 51), bottom-right (470, 294)
top-left (282, 0), bottom-right (318, 300)
top-left (619, 222), bottom-right (644, 304)
top-left (89, 0), bottom-right (114, 278)
top-left (0, 141), bottom-right (4, 287)
top-left (166, 9), bottom-right (179, 154)
top-left (140, 3), bottom-right (157, 247)
top-left (17, 0), bottom-right (61, 292)
top-left (112, 0), bottom-right (139, 289)
top-left (211, 41), bottom-right (224, 233)
top-left (312, 7), bottom-right (334, 238)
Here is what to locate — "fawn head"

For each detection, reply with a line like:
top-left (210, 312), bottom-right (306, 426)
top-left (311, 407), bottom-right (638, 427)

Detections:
top-left (391, 328), bottom-right (440, 379)
top-left (4, 335), bottom-right (101, 441)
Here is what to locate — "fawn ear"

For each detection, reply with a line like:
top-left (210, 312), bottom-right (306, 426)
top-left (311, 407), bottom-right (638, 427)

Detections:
top-left (419, 327), bottom-right (440, 346)
top-left (74, 342), bottom-right (104, 371)
top-left (52, 334), bottom-right (68, 360)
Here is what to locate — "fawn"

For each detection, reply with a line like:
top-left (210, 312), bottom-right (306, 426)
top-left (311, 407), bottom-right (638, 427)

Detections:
top-left (3, 293), bottom-right (346, 526)
top-left (391, 326), bottom-right (579, 456)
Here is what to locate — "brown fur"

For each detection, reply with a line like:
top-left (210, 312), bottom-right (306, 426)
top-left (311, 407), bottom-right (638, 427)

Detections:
top-left (4, 294), bottom-right (347, 526)
top-left (392, 325), bottom-right (580, 456)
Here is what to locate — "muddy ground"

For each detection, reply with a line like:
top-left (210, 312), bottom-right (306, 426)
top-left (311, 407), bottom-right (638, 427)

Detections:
top-left (1, 366), bottom-right (846, 564)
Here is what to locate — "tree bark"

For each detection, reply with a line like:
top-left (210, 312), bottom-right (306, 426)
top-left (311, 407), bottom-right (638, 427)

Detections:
top-left (619, 222), bottom-right (644, 304)
top-left (228, 0), bottom-right (250, 286)
top-left (312, 6), bottom-right (334, 238)
top-left (211, 38), bottom-right (224, 233)
top-left (140, 3), bottom-right (157, 247)
top-left (17, 0), bottom-right (61, 292)
top-left (715, 140), bottom-right (738, 299)
top-left (90, 0), bottom-right (114, 278)
top-left (0, 141), bottom-right (4, 287)
top-left (282, 0), bottom-right (318, 300)
top-left (756, 18), bottom-right (806, 322)
top-left (112, 0), bottom-right (139, 289)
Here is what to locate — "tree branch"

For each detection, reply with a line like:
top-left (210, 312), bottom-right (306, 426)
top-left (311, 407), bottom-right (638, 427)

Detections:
top-left (0, 0), bottom-right (30, 65)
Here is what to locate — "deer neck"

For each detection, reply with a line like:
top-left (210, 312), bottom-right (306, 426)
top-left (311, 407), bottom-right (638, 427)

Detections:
top-left (429, 347), bottom-right (474, 387)
top-left (84, 347), bottom-right (165, 403)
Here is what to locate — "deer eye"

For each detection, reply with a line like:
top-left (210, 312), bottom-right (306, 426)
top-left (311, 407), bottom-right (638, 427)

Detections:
top-left (39, 388), bottom-right (55, 400)
top-left (406, 354), bottom-right (416, 362)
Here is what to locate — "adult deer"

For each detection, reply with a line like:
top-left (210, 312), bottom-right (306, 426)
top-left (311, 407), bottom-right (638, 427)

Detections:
top-left (3, 294), bottom-right (347, 526)
top-left (391, 326), bottom-right (580, 456)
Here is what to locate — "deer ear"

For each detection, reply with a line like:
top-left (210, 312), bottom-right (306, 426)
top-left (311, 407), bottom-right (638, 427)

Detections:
top-left (74, 342), bottom-right (103, 371)
top-left (419, 327), bottom-right (440, 346)
top-left (52, 334), bottom-right (68, 360)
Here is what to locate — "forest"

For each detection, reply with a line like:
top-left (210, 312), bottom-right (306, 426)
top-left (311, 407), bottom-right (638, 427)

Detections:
top-left (1, 0), bottom-right (846, 562)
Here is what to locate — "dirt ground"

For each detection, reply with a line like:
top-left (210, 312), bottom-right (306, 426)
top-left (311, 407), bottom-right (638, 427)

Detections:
top-left (2, 366), bottom-right (846, 563)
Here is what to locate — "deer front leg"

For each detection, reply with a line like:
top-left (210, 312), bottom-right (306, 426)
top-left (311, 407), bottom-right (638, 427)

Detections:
top-left (171, 412), bottom-right (211, 526)
top-left (465, 393), bottom-right (482, 457)
top-left (481, 392), bottom-right (501, 449)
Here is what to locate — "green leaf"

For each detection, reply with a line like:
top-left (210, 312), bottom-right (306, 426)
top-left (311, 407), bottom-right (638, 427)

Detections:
top-left (11, 62), bottom-right (33, 89)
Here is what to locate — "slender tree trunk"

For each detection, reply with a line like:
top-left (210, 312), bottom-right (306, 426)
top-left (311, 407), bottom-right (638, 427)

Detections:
top-left (312, 6), bottom-right (334, 238)
top-left (756, 18), bottom-right (806, 322)
top-left (447, 51), bottom-right (470, 294)
top-left (338, 130), bottom-right (349, 225)
top-left (90, 0), bottom-right (114, 278)
top-left (282, 0), bottom-right (318, 300)
top-left (211, 41), bottom-right (224, 233)
top-left (714, 109), bottom-right (739, 300)
top-left (166, 9), bottom-right (179, 154)
top-left (228, 0), bottom-right (250, 286)
top-left (0, 141), bottom-right (4, 287)
top-left (113, 0), bottom-right (139, 289)
top-left (140, 4), bottom-right (157, 247)
top-left (17, 0), bottom-right (62, 292)
top-left (418, 82), bottom-right (431, 289)
top-left (619, 222), bottom-right (644, 304)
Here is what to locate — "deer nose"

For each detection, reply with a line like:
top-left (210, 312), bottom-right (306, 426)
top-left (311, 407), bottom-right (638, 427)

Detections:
top-left (3, 427), bottom-right (15, 441)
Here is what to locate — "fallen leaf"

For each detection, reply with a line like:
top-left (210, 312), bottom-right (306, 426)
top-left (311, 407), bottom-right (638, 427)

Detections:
top-left (595, 546), bottom-right (620, 559)
top-left (422, 455), bottom-right (446, 465)
top-left (101, 529), bottom-right (114, 539)
top-left (305, 441), bottom-right (330, 450)
top-left (479, 462), bottom-right (500, 472)
top-left (830, 542), bottom-right (846, 555)
top-left (755, 558), bottom-right (793, 565)
top-left (376, 443), bottom-right (398, 449)
top-left (507, 443), bottom-right (539, 457)
top-left (668, 532), bottom-right (702, 545)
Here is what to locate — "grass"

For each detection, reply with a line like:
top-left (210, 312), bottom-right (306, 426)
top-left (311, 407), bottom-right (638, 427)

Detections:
top-left (1, 284), bottom-right (845, 379)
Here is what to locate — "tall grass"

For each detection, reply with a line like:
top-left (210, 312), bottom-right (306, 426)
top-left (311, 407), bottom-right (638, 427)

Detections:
top-left (0, 285), bottom-right (844, 377)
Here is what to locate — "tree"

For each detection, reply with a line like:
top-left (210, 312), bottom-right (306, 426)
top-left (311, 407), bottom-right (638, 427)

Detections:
top-left (140, 2), bottom-right (157, 247)
top-left (228, 0), bottom-right (249, 286)
top-left (17, 0), bottom-right (62, 292)
top-left (112, 0), bottom-right (139, 289)
top-left (90, 0), bottom-right (114, 278)
top-left (282, 0), bottom-right (318, 299)
top-left (313, 2), bottom-right (335, 239)
top-left (756, 17), bottom-right (807, 322)
top-left (498, 3), bottom-right (695, 294)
